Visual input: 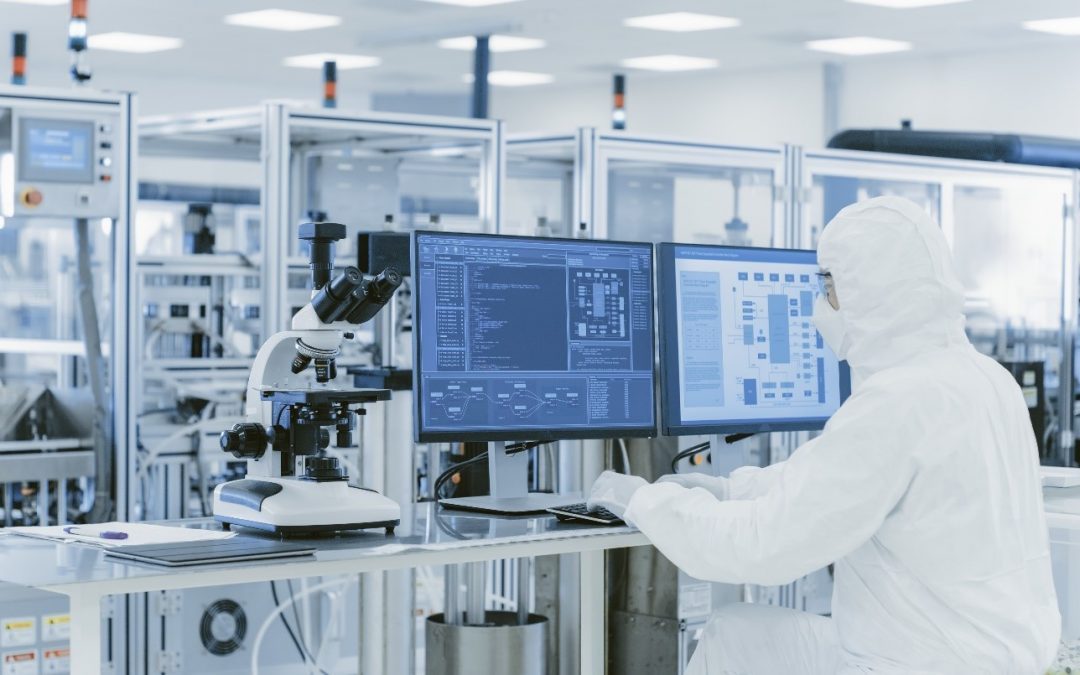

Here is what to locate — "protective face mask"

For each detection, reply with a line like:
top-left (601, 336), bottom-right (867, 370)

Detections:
top-left (813, 295), bottom-right (850, 360)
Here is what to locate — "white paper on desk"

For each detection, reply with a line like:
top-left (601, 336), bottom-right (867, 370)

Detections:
top-left (5, 522), bottom-right (236, 548)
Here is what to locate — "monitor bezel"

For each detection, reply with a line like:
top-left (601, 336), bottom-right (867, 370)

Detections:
top-left (657, 242), bottom-right (852, 437)
top-left (412, 230), bottom-right (659, 443)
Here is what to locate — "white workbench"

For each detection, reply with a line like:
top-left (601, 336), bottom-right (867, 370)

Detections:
top-left (0, 504), bottom-right (648, 675)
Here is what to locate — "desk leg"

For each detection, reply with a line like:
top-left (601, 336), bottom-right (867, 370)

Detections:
top-left (68, 590), bottom-right (102, 675)
top-left (580, 550), bottom-right (604, 675)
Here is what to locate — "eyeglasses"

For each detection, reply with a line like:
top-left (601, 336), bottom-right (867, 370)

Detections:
top-left (815, 271), bottom-right (833, 297)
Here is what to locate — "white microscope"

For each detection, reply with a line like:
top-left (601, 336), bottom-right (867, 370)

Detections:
top-left (212, 222), bottom-right (403, 535)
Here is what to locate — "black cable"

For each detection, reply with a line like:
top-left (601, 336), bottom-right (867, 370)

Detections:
top-left (287, 578), bottom-right (322, 671)
top-left (433, 451), bottom-right (488, 501)
top-left (269, 581), bottom-right (306, 661)
top-left (269, 581), bottom-right (330, 675)
top-left (432, 441), bottom-right (552, 502)
top-left (670, 441), bottom-right (711, 473)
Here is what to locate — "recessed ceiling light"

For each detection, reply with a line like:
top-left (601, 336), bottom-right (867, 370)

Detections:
top-left (623, 12), bottom-right (741, 32)
top-left (845, 0), bottom-right (969, 7)
top-left (420, 0), bottom-right (524, 6)
top-left (87, 32), bottom-right (183, 53)
top-left (1023, 17), bottom-right (1080, 36)
top-left (438, 35), bottom-right (546, 52)
top-left (283, 53), bottom-right (381, 70)
top-left (225, 9), bottom-right (342, 31)
top-left (620, 55), bottom-right (719, 72)
top-left (805, 36), bottom-right (912, 55)
top-left (0, 0), bottom-right (67, 5)
top-left (462, 70), bottom-right (554, 86)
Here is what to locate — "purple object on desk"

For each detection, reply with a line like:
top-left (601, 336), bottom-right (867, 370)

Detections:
top-left (63, 526), bottom-right (129, 540)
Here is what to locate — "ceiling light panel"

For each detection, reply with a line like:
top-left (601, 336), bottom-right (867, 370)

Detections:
top-left (225, 9), bottom-right (342, 31)
top-left (1023, 17), bottom-right (1080, 35)
top-left (620, 55), bottom-right (719, 71)
top-left (284, 53), bottom-right (381, 69)
top-left (846, 0), bottom-right (970, 7)
top-left (438, 35), bottom-right (546, 52)
top-left (805, 36), bottom-right (912, 55)
top-left (623, 12), bottom-right (741, 32)
top-left (0, 0), bottom-right (68, 5)
top-left (87, 32), bottom-right (183, 53)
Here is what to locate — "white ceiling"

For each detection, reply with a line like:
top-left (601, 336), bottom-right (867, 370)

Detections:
top-left (6, 0), bottom-right (1080, 102)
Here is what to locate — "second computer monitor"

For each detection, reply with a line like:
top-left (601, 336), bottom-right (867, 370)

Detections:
top-left (657, 243), bottom-right (851, 436)
top-left (412, 231), bottom-right (657, 442)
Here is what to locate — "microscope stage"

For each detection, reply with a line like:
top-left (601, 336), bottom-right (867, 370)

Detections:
top-left (259, 387), bottom-right (392, 405)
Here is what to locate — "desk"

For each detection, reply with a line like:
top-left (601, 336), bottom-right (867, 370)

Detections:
top-left (0, 503), bottom-right (648, 675)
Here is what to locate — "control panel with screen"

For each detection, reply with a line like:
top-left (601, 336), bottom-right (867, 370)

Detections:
top-left (413, 231), bottom-right (657, 442)
top-left (18, 118), bottom-right (94, 184)
top-left (8, 111), bottom-right (121, 218)
top-left (658, 243), bottom-right (850, 436)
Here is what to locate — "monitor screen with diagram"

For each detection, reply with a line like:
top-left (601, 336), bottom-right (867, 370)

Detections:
top-left (657, 243), bottom-right (851, 436)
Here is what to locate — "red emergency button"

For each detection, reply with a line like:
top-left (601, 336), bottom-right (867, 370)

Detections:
top-left (19, 188), bottom-right (43, 207)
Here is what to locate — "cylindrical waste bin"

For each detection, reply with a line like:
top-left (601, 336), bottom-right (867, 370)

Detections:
top-left (425, 611), bottom-right (547, 675)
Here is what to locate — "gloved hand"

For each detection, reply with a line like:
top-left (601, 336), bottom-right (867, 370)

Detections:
top-left (656, 473), bottom-right (730, 501)
top-left (587, 470), bottom-right (648, 519)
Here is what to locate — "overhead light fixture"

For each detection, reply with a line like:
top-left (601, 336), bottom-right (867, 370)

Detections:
top-left (420, 0), bottom-right (525, 6)
top-left (283, 53), bottom-right (381, 70)
top-left (462, 70), bottom-right (554, 86)
top-left (623, 12), bottom-right (741, 32)
top-left (845, 0), bottom-right (969, 7)
top-left (620, 54), bottom-right (719, 72)
top-left (1023, 17), bottom-right (1080, 36)
top-left (87, 32), bottom-right (183, 53)
top-left (805, 36), bottom-right (912, 55)
top-left (438, 35), bottom-right (546, 52)
top-left (225, 9), bottom-right (342, 31)
top-left (0, 0), bottom-right (68, 5)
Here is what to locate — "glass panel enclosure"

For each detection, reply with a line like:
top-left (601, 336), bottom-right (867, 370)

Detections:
top-left (505, 136), bottom-right (575, 238)
top-left (594, 136), bottom-right (784, 251)
top-left (802, 150), bottom-right (1076, 466)
top-left (133, 105), bottom-right (503, 521)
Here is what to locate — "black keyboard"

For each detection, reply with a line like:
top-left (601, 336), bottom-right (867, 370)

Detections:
top-left (547, 503), bottom-right (624, 525)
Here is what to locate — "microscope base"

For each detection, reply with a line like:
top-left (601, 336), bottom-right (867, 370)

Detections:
top-left (212, 477), bottom-right (401, 536)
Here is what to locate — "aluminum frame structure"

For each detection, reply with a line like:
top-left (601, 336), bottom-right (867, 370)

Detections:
top-left (136, 102), bottom-right (505, 675)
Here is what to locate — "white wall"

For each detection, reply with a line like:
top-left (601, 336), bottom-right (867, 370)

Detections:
top-left (837, 42), bottom-right (1080, 140)
top-left (492, 41), bottom-right (1080, 150)
top-left (492, 65), bottom-right (825, 148)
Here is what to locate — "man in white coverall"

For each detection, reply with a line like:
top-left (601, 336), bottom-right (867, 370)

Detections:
top-left (589, 196), bottom-right (1060, 673)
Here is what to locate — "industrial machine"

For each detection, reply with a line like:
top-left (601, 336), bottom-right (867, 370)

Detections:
top-left (212, 222), bottom-right (404, 534)
top-left (0, 84), bottom-right (133, 674)
top-left (0, 86), bottom-right (132, 528)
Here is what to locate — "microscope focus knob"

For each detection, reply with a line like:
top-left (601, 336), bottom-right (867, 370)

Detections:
top-left (220, 423), bottom-right (268, 459)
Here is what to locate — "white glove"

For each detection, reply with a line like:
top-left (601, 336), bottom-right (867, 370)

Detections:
top-left (656, 472), bottom-right (730, 501)
top-left (587, 470), bottom-right (648, 519)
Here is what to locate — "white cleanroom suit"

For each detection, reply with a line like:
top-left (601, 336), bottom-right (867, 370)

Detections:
top-left (608, 196), bottom-right (1061, 673)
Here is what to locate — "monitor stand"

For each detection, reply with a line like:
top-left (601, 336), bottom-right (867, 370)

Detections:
top-left (439, 442), bottom-right (582, 515)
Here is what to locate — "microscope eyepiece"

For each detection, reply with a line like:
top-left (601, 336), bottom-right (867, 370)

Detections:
top-left (311, 265), bottom-right (364, 323)
top-left (344, 267), bottom-right (404, 325)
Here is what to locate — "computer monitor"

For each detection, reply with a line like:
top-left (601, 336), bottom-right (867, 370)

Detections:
top-left (657, 243), bottom-right (851, 437)
top-left (412, 231), bottom-right (656, 512)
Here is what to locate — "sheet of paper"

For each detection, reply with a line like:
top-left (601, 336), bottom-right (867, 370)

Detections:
top-left (4, 522), bottom-right (235, 548)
